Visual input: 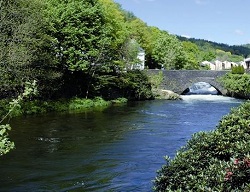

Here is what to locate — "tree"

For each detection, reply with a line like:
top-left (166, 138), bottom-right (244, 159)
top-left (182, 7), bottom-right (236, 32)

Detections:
top-left (144, 26), bottom-right (162, 69)
top-left (152, 32), bottom-right (186, 70)
top-left (0, 0), bottom-right (58, 99)
top-left (99, 0), bottom-right (128, 51)
top-left (45, 0), bottom-right (119, 72)
top-left (182, 41), bottom-right (201, 69)
top-left (202, 51), bottom-right (216, 62)
top-left (120, 39), bottom-right (141, 70)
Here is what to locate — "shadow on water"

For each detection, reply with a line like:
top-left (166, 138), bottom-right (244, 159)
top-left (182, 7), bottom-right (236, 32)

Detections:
top-left (0, 96), bottom-right (243, 191)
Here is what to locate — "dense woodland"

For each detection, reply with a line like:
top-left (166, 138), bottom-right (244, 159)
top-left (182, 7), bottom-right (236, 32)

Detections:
top-left (1, 0), bottom-right (250, 101)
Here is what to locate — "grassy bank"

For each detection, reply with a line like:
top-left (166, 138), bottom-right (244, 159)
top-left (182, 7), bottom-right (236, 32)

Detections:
top-left (0, 97), bottom-right (128, 117)
top-left (154, 101), bottom-right (250, 191)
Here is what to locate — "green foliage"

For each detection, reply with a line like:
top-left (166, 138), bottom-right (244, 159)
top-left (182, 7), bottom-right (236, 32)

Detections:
top-left (1, 97), bottom-right (128, 116)
top-left (148, 71), bottom-right (164, 89)
top-left (182, 41), bottom-right (201, 69)
top-left (119, 39), bottom-right (141, 70)
top-left (214, 49), bottom-right (243, 62)
top-left (99, 0), bottom-right (128, 50)
top-left (45, 0), bottom-right (107, 72)
top-left (154, 102), bottom-right (250, 191)
top-left (152, 32), bottom-right (186, 70)
top-left (177, 36), bottom-right (250, 58)
top-left (231, 65), bottom-right (245, 74)
top-left (117, 70), bottom-right (154, 100)
top-left (68, 97), bottom-right (110, 111)
top-left (218, 73), bottom-right (250, 98)
top-left (0, 124), bottom-right (14, 156)
top-left (0, 0), bottom-right (57, 99)
top-left (0, 81), bottom-right (37, 156)
top-left (202, 51), bottom-right (216, 62)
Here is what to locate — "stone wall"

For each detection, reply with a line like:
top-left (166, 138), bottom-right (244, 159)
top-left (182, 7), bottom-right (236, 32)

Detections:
top-left (146, 70), bottom-right (228, 95)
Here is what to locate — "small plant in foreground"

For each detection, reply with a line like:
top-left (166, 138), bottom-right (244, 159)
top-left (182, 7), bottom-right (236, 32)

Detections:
top-left (0, 81), bottom-right (37, 156)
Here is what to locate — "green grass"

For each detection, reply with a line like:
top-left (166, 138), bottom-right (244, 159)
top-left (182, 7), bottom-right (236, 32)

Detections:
top-left (0, 97), bottom-right (128, 117)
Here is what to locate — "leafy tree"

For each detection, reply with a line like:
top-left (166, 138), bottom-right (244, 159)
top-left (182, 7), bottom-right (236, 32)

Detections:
top-left (152, 32), bottom-right (186, 69)
top-left (99, 0), bottom-right (128, 51)
top-left (128, 18), bottom-right (151, 50)
top-left (120, 39), bottom-right (141, 70)
top-left (0, 0), bottom-right (58, 99)
top-left (182, 41), bottom-right (201, 69)
top-left (116, 70), bottom-right (154, 100)
top-left (216, 49), bottom-right (231, 61)
top-left (202, 51), bottom-right (216, 62)
top-left (45, 0), bottom-right (108, 72)
top-left (144, 26), bottom-right (162, 69)
top-left (229, 54), bottom-right (244, 62)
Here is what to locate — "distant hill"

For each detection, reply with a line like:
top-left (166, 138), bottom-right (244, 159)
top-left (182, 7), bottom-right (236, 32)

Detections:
top-left (243, 44), bottom-right (250, 49)
top-left (177, 36), bottom-right (250, 58)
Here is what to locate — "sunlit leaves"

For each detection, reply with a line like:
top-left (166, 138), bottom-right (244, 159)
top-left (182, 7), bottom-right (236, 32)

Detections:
top-left (45, 0), bottom-right (106, 71)
top-left (0, 124), bottom-right (14, 156)
top-left (218, 73), bottom-right (250, 98)
top-left (152, 32), bottom-right (186, 70)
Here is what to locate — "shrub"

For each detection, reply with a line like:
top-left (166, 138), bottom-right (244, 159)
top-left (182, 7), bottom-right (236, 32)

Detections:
top-left (218, 73), bottom-right (250, 98)
top-left (231, 65), bottom-right (245, 74)
top-left (154, 102), bottom-right (250, 191)
top-left (117, 70), bottom-right (154, 100)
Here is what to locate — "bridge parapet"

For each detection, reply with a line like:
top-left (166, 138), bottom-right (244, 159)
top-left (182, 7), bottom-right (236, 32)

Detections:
top-left (146, 70), bottom-right (228, 95)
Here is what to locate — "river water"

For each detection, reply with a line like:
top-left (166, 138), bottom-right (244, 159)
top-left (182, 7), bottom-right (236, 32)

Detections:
top-left (0, 95), bottom-right (242, 192)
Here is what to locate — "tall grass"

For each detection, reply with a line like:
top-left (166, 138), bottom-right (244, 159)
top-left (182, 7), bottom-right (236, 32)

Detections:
top-left (0, 97), bottom-right (128, 117)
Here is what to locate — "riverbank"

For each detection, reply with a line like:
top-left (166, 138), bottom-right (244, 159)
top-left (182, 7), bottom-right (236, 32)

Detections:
top-left (154, 100), bottom-right (250, 191)
top-left (0, 97), bottom-right (128, 118)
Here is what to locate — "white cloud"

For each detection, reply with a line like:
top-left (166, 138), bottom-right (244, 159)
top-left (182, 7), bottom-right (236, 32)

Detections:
top-left (235, 29), bottom-right (244, 36)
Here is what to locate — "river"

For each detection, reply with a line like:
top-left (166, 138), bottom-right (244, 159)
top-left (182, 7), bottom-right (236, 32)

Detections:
top-left (0, 95), bottom-right (242, 191)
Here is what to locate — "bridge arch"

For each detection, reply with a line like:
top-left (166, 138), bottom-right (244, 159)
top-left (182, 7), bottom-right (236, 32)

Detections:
top-left (146, 70), bottom-right (228, 95)
top-left (181, 82), bottom-right (223, 95)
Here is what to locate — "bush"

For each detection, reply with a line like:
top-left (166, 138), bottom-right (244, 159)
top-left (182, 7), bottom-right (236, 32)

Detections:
top-left (231, 65), bottom-right (245, 74)
top-left (218, 73), bottom-right (250, 98)
top-left (117, 70), bottom-right (154, 100)
top-left (154, 102), bottom-right (250, 191)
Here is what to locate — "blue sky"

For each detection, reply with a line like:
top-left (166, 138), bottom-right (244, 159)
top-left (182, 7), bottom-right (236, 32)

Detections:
top-left (114, 0), bottom-right (250, 45)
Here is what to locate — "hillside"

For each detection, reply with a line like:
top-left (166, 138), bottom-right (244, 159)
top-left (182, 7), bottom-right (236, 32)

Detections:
top-left (177, 36), bottom-right (250, 58)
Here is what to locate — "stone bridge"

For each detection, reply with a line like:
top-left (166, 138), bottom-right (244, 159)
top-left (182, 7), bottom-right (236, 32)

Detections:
top-left (146, 70), bottom-right (228, 95)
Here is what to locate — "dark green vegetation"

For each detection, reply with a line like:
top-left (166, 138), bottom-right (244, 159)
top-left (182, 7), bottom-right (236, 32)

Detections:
top-left (178, 36), bottom-right (250, 61)
top-left (0, 97), bottom-right (127, 118)
top-left (0, 0), bottom-right (154, 101)
top-left (218, 72), bottom-right (250, 99)
top-left (231, 65), bottom-right (245, 74)
top-left (154, 101), bottom-right (250, 191)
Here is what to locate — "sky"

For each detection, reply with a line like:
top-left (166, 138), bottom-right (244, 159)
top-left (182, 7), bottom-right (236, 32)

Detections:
top-left (114, 0), bottom-right (250, 45)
